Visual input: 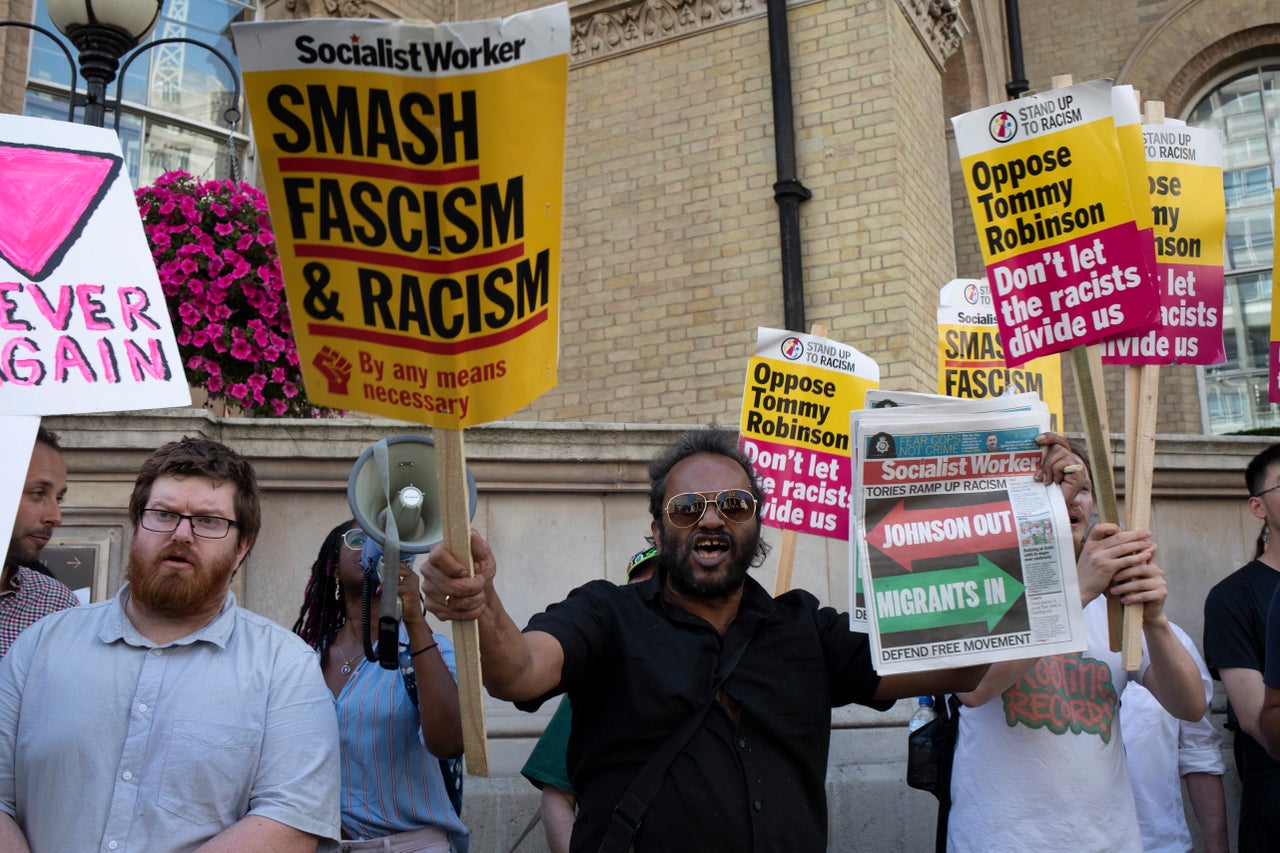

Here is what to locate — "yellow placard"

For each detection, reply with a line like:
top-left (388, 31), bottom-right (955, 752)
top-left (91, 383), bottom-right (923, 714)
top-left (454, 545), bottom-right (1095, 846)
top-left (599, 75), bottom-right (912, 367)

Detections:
top-left (233, 9), bottom-right (568, 427)
top-left (936, 279), bottom-right (1064, 431)
top-left (959, 117), bottom-right (1137, 267)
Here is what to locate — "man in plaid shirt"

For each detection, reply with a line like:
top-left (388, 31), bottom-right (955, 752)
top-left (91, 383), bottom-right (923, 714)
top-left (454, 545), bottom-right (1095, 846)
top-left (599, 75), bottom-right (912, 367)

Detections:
top-left (1, 426), bottom-right (78, 658)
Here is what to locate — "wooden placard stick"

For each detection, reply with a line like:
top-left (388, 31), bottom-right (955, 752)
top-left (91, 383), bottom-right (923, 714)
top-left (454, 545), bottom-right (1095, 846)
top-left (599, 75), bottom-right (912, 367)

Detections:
top-left (433, 426), bottom-right (489, 775)
top-left (772, 322), bottom-right (826, 597)
top-left (1121, 361), bottom-right (1157, 670)
top-left (1068, 345), bottom-right (1121, 651)
top-left (1048, 73), bottom-right (1129, 655)
top-left (1115, 99), bottom-right (1167, 669)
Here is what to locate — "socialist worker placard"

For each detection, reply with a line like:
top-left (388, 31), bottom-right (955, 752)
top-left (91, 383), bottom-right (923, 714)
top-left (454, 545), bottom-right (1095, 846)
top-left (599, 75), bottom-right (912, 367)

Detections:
top-left (234, 6), bottom-right (568, 427)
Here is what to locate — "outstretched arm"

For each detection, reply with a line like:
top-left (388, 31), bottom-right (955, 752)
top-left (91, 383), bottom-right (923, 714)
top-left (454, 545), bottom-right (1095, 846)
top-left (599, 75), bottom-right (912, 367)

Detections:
top-left (421, 530), bottom-right (565, 702)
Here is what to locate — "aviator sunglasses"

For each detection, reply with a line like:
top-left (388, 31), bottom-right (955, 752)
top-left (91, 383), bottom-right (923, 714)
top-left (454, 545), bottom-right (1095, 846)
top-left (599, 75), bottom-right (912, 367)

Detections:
top-left (664, 489), bottom-right (758, 528)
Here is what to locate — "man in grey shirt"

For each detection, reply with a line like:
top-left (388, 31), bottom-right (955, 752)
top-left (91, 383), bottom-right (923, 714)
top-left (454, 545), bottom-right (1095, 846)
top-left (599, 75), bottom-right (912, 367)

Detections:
top-left (0, 437), bottom-right (340, 852)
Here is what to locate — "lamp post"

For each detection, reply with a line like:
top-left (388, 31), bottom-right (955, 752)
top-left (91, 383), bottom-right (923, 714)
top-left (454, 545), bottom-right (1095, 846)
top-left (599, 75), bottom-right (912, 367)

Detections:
top-left (3, 0), bottom-right (240, 139)
top-left (44, 0), bottom-right (161, 127)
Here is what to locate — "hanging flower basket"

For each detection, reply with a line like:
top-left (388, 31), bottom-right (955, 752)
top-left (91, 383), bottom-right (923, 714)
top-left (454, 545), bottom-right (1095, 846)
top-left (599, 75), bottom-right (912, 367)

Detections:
top-left (136, 170), bottom-right (336, 417)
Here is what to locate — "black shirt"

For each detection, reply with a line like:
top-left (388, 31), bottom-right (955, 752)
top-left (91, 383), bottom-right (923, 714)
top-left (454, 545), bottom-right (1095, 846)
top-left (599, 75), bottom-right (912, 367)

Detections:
top-left (1203, 559), bottom-right (1280, 851)
top-left (520, 569), bottom-right (890, 852)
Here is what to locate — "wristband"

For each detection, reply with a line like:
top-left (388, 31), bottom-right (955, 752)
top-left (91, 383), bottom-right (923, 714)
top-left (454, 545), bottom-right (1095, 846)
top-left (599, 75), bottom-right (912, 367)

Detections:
top-left (410, 642), bottom-right (438, 657)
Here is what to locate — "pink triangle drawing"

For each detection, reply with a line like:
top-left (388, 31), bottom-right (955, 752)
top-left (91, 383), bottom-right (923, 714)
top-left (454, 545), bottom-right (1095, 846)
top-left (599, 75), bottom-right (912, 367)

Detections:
top-left (0, 142), bottom-right (123, 282)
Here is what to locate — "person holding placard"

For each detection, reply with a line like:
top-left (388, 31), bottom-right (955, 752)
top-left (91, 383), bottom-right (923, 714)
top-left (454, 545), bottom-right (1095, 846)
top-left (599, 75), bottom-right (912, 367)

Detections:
top-left (947, 439), bottom-right (1206, 853)
top-left (1, 426), bottom-right (78, 659)
top-left (423, 428), bottom-right (990, 853)
top-left (0, 437), bottom-right (340, 852)
top-left (1205, 443), bottom-right (1280, 852)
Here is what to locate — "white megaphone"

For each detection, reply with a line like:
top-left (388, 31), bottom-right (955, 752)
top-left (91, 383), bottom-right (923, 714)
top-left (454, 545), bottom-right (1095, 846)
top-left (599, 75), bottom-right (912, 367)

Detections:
top-left (348, 434), bottom-right (478, 668)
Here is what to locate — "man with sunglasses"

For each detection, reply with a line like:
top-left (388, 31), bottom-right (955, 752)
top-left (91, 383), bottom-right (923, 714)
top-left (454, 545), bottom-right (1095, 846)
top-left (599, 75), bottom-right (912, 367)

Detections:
top-left (423, 428), bottom-right (993, 853)
top-left (0, 437), bottom-right (340, 853)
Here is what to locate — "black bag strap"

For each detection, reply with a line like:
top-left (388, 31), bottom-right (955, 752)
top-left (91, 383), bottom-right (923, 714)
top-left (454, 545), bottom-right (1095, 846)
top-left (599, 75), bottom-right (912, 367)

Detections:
top-left (933, 694), bottom-right (963, 853)
top-left (597, 635), bottom-right (753, 853)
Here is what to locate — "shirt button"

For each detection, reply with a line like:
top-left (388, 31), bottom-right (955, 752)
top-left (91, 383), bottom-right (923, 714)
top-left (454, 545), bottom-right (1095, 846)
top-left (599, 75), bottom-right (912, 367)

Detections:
top-left (122, 771), bottom-right (133, 781)
top-left (754, 801), bottom-right (762, 811)
top-left (151, 648), bottom-right (163, 655)
top-left (137, 704), bottom-right (148, 713)
top-left (737, 738), bottom-right (746, 748)
top-left (108, 842), bottom-right (119, 850)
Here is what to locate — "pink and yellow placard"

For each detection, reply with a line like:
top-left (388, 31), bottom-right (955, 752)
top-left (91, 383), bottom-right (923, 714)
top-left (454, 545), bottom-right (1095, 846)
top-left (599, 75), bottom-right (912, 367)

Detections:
top-left (1270, 146), bottom-right (1280, 402)
top-left (952, 79), bottom-right (1159, 366)
top-left (1102, 123), bottom-right (1225, 365)
top-left (739, 327), bottom-right (878, 540)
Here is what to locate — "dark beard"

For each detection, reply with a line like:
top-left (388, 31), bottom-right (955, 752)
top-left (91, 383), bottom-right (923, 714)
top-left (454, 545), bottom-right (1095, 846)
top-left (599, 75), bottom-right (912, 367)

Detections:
top-left (657, 522), bottom-right (758, 599)
top-left (127, 546), bottom-right (234, 619)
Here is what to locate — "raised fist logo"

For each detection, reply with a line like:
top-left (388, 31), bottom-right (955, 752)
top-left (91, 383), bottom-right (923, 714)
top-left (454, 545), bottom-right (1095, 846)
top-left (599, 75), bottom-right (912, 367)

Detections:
top-left (313, 346), bottom-right (352, 395)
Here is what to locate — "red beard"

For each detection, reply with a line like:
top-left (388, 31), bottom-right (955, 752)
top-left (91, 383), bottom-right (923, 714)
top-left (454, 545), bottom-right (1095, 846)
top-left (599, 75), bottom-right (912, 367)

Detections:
top-left (126, 544), bottom-right (235, 618)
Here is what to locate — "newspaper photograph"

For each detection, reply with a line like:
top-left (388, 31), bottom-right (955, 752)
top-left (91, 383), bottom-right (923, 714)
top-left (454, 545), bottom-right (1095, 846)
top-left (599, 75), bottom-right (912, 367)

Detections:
top-left (850, 405), bottom-right (1087, 674)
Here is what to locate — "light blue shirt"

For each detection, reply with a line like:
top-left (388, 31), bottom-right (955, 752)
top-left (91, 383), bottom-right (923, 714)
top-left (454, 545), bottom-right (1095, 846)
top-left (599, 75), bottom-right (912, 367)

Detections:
top-left (337, 632), bottom-right (468, 852)
top-left (0, 585), bottom-right (341, 852)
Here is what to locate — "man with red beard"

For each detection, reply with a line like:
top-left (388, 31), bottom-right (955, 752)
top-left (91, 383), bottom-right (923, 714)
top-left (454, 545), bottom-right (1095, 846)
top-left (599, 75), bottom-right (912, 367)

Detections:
top-left (1, 426), bottom-right (78, 658)
top-left (422, 428), bottom-right (991, 853)
top-left (0, 437), bottom-right (340, 853)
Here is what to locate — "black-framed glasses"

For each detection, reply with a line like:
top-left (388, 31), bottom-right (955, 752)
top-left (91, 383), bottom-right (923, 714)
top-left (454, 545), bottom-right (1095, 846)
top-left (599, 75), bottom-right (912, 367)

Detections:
top-left (342, 529), bottom-right (367, 551)
top-left (140, 508), bottom-right (240, 540)
top-left (664, 489), bottom-right (758, 528)
top-left (1254, 484), bottom-right (1280, 498)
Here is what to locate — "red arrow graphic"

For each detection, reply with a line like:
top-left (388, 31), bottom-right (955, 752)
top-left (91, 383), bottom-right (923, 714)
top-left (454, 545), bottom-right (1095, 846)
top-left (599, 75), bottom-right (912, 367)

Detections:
top-left (866, 499), bottom-right (1016, 572)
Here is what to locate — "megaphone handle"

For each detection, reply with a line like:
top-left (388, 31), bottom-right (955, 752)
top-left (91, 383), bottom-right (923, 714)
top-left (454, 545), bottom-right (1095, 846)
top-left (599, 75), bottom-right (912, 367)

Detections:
top-left (361, 569), bottom-right (376, 662)
top-left (379, 617), bottom-right (399, 669)
top-left (378, 588), bottom-right (403, 670)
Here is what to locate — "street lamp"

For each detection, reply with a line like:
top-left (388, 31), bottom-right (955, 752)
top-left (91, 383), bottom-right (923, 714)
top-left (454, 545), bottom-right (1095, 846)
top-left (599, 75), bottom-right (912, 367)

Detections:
top-left (3, 0), bottom-right (240, 138)
top-left (44, 0), bottom-right (162, 127)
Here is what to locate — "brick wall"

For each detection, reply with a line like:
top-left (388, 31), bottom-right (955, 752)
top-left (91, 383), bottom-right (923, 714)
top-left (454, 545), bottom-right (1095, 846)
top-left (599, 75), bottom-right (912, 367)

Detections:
top-left (488, 0), bottom-right (962, 422)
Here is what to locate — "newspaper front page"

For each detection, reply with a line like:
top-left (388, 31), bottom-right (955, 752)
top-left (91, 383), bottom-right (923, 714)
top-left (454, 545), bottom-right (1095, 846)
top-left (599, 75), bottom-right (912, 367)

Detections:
top-left (851, 404), bottom-right (1087, 674)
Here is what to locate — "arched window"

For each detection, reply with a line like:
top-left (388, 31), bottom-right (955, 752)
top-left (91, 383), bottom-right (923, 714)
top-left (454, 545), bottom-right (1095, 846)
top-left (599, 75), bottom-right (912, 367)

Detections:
top-left (1187, 63), bottom-right (1279, 433)
top-left (23, 0), bottom-right (252, 187)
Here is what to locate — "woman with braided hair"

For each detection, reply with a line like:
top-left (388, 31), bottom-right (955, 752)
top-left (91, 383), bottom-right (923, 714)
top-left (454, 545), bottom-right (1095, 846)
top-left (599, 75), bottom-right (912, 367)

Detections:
top-left (293, 518), bottom-right (468, 852)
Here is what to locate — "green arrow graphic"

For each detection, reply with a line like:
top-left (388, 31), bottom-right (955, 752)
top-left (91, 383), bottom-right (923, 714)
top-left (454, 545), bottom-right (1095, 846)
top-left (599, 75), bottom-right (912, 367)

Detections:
top-left (871, 555), bottom-right (1024, 633)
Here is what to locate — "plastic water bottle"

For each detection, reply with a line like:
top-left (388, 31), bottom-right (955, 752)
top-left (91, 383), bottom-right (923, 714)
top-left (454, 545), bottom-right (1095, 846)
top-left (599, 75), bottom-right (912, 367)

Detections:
top-left (907, 695), bottom-right (936, 732)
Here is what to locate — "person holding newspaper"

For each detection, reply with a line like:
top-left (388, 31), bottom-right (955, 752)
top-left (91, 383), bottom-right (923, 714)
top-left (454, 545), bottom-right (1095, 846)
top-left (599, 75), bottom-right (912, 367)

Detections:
top-left (946, 437), bottom-right (1206, 853)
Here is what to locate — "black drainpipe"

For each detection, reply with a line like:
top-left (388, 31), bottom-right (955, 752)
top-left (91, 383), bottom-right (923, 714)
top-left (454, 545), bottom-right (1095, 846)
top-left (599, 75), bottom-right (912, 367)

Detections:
top-left (766, 0), bottom-right (812, 332)
top-left (1004, 0), bottom-right (1029, 99)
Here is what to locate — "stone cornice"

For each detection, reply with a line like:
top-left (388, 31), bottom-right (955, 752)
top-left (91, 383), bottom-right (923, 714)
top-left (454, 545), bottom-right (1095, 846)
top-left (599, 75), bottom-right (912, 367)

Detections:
top-left (897, 0), bottom-right (964, 71)
top-left (567, 0), bottom-right (768, 66)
